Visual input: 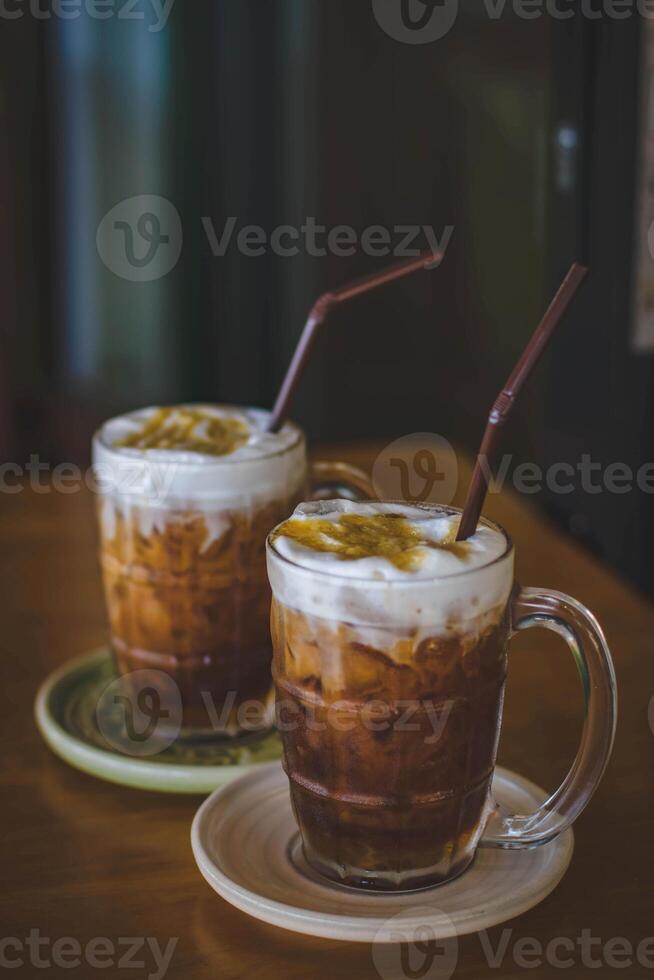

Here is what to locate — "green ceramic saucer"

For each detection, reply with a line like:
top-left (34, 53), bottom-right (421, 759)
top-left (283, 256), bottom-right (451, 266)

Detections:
top-left (34, 649), bottom-right (282, 794)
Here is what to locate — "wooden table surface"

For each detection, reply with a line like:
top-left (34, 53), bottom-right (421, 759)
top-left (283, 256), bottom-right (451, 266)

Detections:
top-left (2, 442), bottom-right (653, 979)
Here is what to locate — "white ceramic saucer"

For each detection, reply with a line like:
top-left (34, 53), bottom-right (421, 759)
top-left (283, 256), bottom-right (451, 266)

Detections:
top-left (191, 762), bottom-right (574, 943)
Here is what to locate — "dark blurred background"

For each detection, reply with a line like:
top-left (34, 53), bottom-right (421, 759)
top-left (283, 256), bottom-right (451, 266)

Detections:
top-left (1, 0), bottom-right (653, 595)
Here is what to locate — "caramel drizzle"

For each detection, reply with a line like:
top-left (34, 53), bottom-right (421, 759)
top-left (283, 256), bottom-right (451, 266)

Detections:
top-left (114, 407), bottom-right (250, 457)
top-left (272, 513), bottom-right (470, 571)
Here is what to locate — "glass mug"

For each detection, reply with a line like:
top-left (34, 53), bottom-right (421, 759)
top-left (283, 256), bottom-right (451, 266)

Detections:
top-left (92, 406), bottom-right (373, 736)
top-left (267, 503), bottom-right (617, 891)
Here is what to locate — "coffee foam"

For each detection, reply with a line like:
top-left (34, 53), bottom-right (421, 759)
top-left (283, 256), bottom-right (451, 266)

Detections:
top-left (93, 406), bottom-right (306, 544)
top-left (267, 500), bottom-right (514, 631)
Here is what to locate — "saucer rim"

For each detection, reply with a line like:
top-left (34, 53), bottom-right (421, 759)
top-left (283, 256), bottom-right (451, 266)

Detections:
top-left (34, 649), bottom-right (281, 795)
top-left (190, 762), bottom-right (575, 943)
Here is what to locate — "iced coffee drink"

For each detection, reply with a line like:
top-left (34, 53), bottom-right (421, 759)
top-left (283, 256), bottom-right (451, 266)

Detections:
top-left (93, 405), bottom-right (306, 735)
top-left (267, 500), bottom-right (513, 890)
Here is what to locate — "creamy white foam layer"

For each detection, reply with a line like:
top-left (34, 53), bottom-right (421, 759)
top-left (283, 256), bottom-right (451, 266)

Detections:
top-left (93, 405), bottom-right (306, 517)
top-left (99, 405), bottom-right (300, 464)
top-left (267, 500), bottom-right (514, 630)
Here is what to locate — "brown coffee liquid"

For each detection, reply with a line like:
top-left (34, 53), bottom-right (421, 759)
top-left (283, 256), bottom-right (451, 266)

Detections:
top-left (99, 498), bottom-right (294, 732)
top-left (272, 602), bottom-right (509, 891)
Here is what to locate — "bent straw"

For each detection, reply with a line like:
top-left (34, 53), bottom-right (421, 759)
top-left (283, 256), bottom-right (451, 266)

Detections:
top-left (457, 262), bottom-right (588, 542)
top-left (267, 250), bottom-right (444, 433)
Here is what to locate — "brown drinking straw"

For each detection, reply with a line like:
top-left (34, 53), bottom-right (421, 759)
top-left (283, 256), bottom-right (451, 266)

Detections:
top-left (267, 250), bottom-right (443, 433)
top-left (456, 262), bottom-right (588, 542)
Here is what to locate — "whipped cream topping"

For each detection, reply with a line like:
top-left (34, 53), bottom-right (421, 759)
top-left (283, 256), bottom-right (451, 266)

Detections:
top-left (267, 501), bottom-right (514, 631)
top-left (271, 501), bottom-right (506, 578)
top-left (100, 405), bottom-right (299, 465)
top-left (92, 405), bottom-right (306, 516)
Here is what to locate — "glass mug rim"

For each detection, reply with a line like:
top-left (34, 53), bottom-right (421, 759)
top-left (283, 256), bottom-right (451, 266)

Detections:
top-left (92, 403), bottom-right (306, 469)
top-left (267, 501), bottom-right (514, 585)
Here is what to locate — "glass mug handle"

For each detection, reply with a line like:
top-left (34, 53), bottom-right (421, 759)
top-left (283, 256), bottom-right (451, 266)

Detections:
top-left (482, 586), bottom-right (617, 848)
top-left (309, 460), bottom-right (375, 501)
